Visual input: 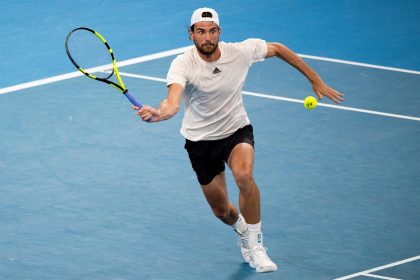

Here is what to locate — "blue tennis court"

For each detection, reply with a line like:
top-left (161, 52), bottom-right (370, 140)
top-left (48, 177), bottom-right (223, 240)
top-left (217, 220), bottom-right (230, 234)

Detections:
top-left (1, 1), bottom-right (419, 279)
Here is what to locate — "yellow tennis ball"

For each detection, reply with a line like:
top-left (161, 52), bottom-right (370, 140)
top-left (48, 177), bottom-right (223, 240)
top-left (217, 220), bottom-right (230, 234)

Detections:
top-left (304, 96), bottom-right (317, 109)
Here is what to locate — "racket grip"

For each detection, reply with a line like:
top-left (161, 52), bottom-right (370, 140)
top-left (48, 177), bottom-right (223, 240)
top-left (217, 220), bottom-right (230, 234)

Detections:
top-left (125, 90), bottom-right (152, 123)
top-left (124, 90), bottom-right (143, 108)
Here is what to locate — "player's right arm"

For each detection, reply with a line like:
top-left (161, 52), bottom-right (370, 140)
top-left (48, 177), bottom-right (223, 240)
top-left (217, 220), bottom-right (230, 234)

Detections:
top-left (134, 83), bottom-right (183, 122)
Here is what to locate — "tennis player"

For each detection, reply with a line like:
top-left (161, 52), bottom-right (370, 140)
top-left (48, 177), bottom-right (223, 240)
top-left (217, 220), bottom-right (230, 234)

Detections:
top-left (135, 7), bottom-right (343, 272)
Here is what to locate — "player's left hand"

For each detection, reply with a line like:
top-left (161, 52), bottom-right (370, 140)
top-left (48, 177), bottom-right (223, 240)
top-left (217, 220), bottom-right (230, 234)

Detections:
top-left (312, 80), bottom-right (344, 104)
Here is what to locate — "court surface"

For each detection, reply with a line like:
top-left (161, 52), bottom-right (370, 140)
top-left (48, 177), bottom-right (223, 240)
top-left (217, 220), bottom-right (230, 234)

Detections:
top-left (1, 1), bottom-right (419, 279)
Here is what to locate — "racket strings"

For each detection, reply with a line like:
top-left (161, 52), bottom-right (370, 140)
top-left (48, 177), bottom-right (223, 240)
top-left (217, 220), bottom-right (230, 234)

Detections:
top-left (66, 29), bottom-right (113, 79)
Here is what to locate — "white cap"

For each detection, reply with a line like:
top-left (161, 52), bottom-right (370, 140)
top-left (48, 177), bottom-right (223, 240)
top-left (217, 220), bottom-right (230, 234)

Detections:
top-left (190, 7), bottom-right (219, 27)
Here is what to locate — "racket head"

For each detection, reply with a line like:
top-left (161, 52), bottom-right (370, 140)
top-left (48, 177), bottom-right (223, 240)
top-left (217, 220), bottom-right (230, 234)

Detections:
top-left (65, 27), bottom-right (114, 80)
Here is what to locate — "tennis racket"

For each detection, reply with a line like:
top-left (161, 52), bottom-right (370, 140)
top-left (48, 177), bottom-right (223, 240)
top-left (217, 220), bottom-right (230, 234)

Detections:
top-left (65, 27), bottom-right (143, 109)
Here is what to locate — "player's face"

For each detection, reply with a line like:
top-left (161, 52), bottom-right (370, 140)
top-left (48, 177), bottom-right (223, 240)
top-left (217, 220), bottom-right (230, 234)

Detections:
top-left (190, 22), bottom-right (220, 56)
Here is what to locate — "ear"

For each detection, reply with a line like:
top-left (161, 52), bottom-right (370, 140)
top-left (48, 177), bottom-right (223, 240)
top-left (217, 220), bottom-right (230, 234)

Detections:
top-left (188, 28), bottom-right (193, 41)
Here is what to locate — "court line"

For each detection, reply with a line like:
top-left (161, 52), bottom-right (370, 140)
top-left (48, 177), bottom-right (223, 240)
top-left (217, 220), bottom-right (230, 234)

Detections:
top-left (298, 54), bottom-right (420, 75)
top-left (117, 71), bottom-right (420, 122)
top-left (243, 91), bottom-right (420, 122)
top-left (0, 45), bottom-right (419, 96)
top-left (334, 255), bottom-right (420, 280)
top-left (362, 274), bottom-right (401, 280)
top-left (0, 47), bottom-right (189, 95)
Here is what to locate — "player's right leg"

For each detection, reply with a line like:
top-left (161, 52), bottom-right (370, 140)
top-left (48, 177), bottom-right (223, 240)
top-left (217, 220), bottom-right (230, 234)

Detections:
top-left (227, 141), bottom-right (277, 273)
top-left (184, 138), bottom-right (251, 264)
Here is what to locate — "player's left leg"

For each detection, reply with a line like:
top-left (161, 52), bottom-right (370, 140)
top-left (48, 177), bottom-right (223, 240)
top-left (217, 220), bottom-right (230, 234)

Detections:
top-left (200, 171), bottom-right (238, 225)
top-left (200, 171), bottom-right (251, 263)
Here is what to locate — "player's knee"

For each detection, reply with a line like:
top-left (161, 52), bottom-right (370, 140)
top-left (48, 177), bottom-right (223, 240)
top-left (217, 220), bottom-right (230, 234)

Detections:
top-left (212, 206), bottom-right (230, 221)
top-left (233, 168), bottom-right (254, 188)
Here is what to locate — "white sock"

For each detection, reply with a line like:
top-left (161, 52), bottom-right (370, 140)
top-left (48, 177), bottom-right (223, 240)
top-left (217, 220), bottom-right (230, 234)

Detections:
top-left (232, 214), bottom-right (248, 234)
top-left (247, 221), bottom-right (263, 249)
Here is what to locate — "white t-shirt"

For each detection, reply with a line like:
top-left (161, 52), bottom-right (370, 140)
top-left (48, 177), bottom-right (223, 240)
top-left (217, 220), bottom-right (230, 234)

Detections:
top-left (166, 39), bottom-right (267, 141)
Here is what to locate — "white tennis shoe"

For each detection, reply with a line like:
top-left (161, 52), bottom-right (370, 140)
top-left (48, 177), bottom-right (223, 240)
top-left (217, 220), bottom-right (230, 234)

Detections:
top-left (236, 229), bottom-right (251, 263)
top-left (249, 245), bottom-right (278, 273)
top-left (233, 214), bottom-right (252, 263)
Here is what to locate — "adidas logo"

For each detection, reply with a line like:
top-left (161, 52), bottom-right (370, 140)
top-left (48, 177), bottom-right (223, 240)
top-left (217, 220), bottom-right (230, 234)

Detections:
top-left (212, 67), bottom-right (221, 74)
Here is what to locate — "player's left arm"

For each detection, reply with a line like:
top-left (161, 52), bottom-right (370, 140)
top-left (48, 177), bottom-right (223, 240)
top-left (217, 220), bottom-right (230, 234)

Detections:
top-left (266, 42), bottom-right (344, 104)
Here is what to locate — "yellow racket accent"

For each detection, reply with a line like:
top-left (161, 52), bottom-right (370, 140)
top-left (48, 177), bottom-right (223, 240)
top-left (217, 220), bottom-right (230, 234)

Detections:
top-left (78, 67), bottom-right (97, 79)
top-left (95, 30), bottom-right (125, 92)
top-left (113, 59), bottom-right (126, 91)
top-left (94, 31), bottom-right (107, 43)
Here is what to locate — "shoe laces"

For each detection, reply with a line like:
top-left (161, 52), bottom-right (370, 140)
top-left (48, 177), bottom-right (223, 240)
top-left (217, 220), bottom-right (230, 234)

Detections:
top-left (253, 246), bottom-right (271, 261)
top-left (239, 238), bottom-right (249, 250)
top-left (235, 230), bottom-right (249, 248)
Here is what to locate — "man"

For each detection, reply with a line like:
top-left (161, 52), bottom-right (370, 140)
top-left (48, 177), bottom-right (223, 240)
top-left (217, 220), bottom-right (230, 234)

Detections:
top-left (135, 7), bottom-right (343, 273)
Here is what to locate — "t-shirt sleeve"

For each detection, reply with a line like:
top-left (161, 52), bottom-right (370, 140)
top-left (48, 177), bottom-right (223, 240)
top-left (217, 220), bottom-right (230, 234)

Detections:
top-left (237, 38), bottom-right (268, 65)
top-left (166, 55), bottom-right (188, 88)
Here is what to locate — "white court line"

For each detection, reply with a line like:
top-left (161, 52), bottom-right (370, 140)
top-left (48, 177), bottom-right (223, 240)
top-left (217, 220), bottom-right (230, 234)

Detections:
top-left (107, 71), bottom-right (167, 83)
top-left (0, 45), bottom-right (419, 96)
top-left (298, 54), bottom-right (420, 75)
top-left (117, 71), bottom-right (420, 122)
top-left (243, 91), bottom-right (420, 122)
top-left (0, 46), bottom-right (189, 95)
top-left (363, 273), bottom-right (401, 280)
top-left (0, 46), bottom-right (419, 122)
top-left (334, 255), bottom-right (420, 280)
top-left (0, 71), bottom-right (84, 95)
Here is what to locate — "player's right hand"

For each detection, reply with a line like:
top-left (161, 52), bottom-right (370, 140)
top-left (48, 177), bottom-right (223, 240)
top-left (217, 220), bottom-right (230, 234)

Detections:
top-left (132, 105), bottom-right (159, 122)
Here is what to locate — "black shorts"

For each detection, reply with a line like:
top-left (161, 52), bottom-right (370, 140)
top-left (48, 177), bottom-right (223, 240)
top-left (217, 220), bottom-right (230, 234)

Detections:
top-left (184, 125), bottom-right (255, 185)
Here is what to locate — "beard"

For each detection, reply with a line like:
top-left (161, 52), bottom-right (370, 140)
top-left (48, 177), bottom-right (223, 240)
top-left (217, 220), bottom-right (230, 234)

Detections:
top-left (195, 41), bottom-right (218, 56)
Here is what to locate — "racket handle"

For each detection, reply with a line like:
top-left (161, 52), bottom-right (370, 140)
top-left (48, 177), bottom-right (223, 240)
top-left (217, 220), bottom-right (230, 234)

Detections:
top-left (124, 90), bottom-right (143, 108)
top-left (124, 90), bottom-right (152, 123)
